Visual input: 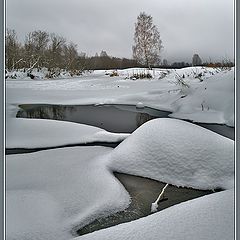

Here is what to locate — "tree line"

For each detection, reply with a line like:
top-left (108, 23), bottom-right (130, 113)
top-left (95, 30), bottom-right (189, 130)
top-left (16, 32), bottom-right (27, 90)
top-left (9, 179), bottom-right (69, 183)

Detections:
top-left (6, 12), bottom-right (233, 78)
top-left (6, 29), bottom-right (79, 74)
top-left (5, 29), bottom-right (143, 76)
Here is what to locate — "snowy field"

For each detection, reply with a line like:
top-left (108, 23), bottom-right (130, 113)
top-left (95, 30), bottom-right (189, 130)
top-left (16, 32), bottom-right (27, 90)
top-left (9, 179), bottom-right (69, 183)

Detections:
top-left (6, 67), bottom-right (234, 240)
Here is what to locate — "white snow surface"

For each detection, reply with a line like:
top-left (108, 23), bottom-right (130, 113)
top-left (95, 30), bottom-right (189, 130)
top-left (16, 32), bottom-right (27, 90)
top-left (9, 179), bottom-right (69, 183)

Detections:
top-left (77, 189), bottom-right (234, 240)
top-left (6, 119), bottom-right (234, 240)
top-left (6, 118), bottom-right (129, 148)
top-left (109, 118), bottom-right (234, 190)
top-left (6, 67), bottom-right (234, 126)
top-left (6, 147), bottom-right (130, 240)
top-left (6, 67), bottom-right (235, 240)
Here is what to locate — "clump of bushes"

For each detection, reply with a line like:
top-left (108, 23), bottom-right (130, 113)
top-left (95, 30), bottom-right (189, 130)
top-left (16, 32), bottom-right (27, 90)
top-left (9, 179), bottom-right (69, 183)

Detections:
top-left (129, 71), bottom-right (152, 80)
top-left (109, 70), bottom-right (119, 77)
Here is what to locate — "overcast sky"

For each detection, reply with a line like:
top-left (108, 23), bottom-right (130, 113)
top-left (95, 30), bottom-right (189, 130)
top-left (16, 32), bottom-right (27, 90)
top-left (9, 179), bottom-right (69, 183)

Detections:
top-left (6, 0), bottom-right (234, 63)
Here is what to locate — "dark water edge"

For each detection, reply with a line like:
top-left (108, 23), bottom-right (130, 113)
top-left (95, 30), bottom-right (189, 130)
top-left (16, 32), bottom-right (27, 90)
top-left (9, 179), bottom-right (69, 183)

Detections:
top-left (16, 103), bottom-right (170, 134)
top-left (11, 104), bottom-right (226, 235)
top-left (16, 103), bottom-right (234, 139)
top-left (5, 141), bottom-right (120, 155)
top-left (74, 172), bottom-right (214, 237)
top-left (197, 122), bottom-right (234, 140)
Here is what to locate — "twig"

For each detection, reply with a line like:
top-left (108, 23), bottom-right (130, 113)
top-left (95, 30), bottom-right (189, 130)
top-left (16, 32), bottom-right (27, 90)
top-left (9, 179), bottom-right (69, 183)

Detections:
top-left (151, 183), bottom-right (169, 213)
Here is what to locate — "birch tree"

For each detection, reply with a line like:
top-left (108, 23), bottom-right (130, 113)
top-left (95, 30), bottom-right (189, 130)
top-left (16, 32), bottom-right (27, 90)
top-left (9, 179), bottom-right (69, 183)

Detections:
top-left (133, 12), bottom-right (163, 68)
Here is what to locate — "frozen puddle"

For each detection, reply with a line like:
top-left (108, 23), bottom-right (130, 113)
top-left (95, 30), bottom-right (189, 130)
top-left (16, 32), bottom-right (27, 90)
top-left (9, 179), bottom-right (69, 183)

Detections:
top-left (73, 172), bottom-right (214, 236)
top-left (16, 104), bottom-right (234, 139)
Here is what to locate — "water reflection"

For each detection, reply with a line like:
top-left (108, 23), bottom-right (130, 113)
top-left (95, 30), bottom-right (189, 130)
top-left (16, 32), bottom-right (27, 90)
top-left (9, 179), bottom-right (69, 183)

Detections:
top-left (17, 104), bottom-right (169, 133)
top-left (16, 104), bottom-right (234, 139)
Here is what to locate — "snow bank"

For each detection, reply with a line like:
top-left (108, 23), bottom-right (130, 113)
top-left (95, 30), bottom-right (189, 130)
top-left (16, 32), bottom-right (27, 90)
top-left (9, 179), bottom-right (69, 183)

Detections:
top-left (6, 118), bottom-right (129, 149)
top-left (170, 69), bottom-right (234, 126)
top-left (6, 67), bottom-right (234, 240)
top-left (6, 118), bottom-right (234, 240)
top-left (109, 118), bottom-right (234, 190)
top-left (6, 147), bottom-right (130, 240)
top-left (77, 189), bottom-right (234, 240)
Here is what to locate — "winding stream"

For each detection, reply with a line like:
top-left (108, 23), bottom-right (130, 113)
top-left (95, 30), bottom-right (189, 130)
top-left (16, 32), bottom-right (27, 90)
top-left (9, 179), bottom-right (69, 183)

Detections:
top-left (11, 103), bottom-right (230, 236)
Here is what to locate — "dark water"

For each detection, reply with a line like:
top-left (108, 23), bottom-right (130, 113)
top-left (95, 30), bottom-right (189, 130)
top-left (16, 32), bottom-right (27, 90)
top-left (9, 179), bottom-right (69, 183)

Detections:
top-left (74, 172), bottom-right (214, 236)
top-left (5, 142), bottom-right (120, 155)
top-left (16, 104), bottom-right (169, 133)
top-left (13, 104), bottom-right (225, 236)
top-left (197, 122), bottom-right (234, 140)
top-left (16, 104), bottom-right (234, 139)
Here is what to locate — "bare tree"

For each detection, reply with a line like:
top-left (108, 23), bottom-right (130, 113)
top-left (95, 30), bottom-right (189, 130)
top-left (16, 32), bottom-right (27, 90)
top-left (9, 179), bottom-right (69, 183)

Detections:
top-left (47, 33), bottom-right (66, 69)
top-left (24, 30), bottom-right (49, 70)
top-left (133, 12), bottom-right (163, 68)
top-left (5, 29), bottom-right (22, 70)
top-left (62, 42), bottom-right (79, 72)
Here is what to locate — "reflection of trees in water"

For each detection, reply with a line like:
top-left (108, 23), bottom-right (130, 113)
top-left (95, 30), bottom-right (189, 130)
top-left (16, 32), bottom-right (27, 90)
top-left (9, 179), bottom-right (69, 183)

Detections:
top-left (65, 106), bottom-right (77, 116)
top-left (17, 105), bottom-right (154, 131)
top-left (17, 105), bottom-right (66, 120)
top-left (136, 113), bottom-right (153, 127)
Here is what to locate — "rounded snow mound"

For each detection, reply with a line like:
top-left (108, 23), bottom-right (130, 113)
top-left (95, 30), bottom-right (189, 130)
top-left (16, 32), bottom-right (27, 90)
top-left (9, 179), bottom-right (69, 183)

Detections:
top-left (109, 118), bottom-right (234, 190)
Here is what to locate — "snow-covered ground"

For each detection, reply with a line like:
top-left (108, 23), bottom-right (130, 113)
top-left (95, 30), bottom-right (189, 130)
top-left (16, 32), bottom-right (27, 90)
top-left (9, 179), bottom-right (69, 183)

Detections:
top-left (77, 189), bottom-right (234, 240)
top-left (7, 118), bottom-right (129, 149)
top-left (6, 67), bottom-right (235, 240)
top-left (6, 67), bottom-right (234, 126)
top-left (7, 147), bottom-right (130, 240)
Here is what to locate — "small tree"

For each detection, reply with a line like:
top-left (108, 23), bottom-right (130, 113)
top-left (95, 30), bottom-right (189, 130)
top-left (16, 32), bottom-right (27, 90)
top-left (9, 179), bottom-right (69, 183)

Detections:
top-left (192, 54), bottom-right (202, 66)
top-left (132, 12), bottom-right (163, 68)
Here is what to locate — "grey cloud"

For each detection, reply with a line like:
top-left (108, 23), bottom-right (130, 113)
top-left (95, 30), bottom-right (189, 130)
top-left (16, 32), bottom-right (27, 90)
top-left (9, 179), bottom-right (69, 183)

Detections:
top-left (7, 0), bottom-right (234, 63)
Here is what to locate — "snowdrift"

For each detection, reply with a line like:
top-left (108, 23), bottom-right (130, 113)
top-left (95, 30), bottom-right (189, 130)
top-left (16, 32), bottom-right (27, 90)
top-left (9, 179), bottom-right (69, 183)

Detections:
top-left (109, 118), bottom-right (234, 190)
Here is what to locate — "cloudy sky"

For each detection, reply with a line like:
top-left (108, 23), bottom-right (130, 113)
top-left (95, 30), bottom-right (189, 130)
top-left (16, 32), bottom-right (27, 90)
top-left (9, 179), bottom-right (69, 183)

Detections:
top-left (6, 0), bottom-right (234, 63)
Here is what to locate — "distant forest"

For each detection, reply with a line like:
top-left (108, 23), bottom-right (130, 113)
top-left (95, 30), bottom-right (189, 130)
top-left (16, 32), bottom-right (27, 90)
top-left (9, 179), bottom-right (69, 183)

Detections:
top-left (6, 29), bottom-right (234, 77)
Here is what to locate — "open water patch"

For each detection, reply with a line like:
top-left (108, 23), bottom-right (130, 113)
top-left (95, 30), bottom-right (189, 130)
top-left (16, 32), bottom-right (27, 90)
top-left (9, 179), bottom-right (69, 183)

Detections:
top-left (16, 103), bottom-right (234, 139)
top-left (16, 104), bottom-right (169, 133)
top-left (73, 172), bottom-right (214, 236)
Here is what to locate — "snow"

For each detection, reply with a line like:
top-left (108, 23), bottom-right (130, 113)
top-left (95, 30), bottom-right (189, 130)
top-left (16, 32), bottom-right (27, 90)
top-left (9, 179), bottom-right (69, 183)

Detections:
top-left (109, 118), bottom-right (234, 190)
top-left (77, 189), bottom-right (234, 240)
top-left (6, 147), bottom-right (130, 240)
top-left (170, 69), bottom-right (234, 126)
top-left (136, 101), bottom-right (145, 108)
top-left (6, 118), bottom-right (129, 149)
top-left (6, 119), bottom-right (234, 240)
top-left (6, 67), bottom-right (235, 240)
top-left (6, 67), bottom-right (234, 126)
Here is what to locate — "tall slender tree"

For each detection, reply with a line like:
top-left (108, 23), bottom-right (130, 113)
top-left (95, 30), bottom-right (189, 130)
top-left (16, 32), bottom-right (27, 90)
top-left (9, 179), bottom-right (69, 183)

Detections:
top-left (133, 12), bottom-right (163, 68)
